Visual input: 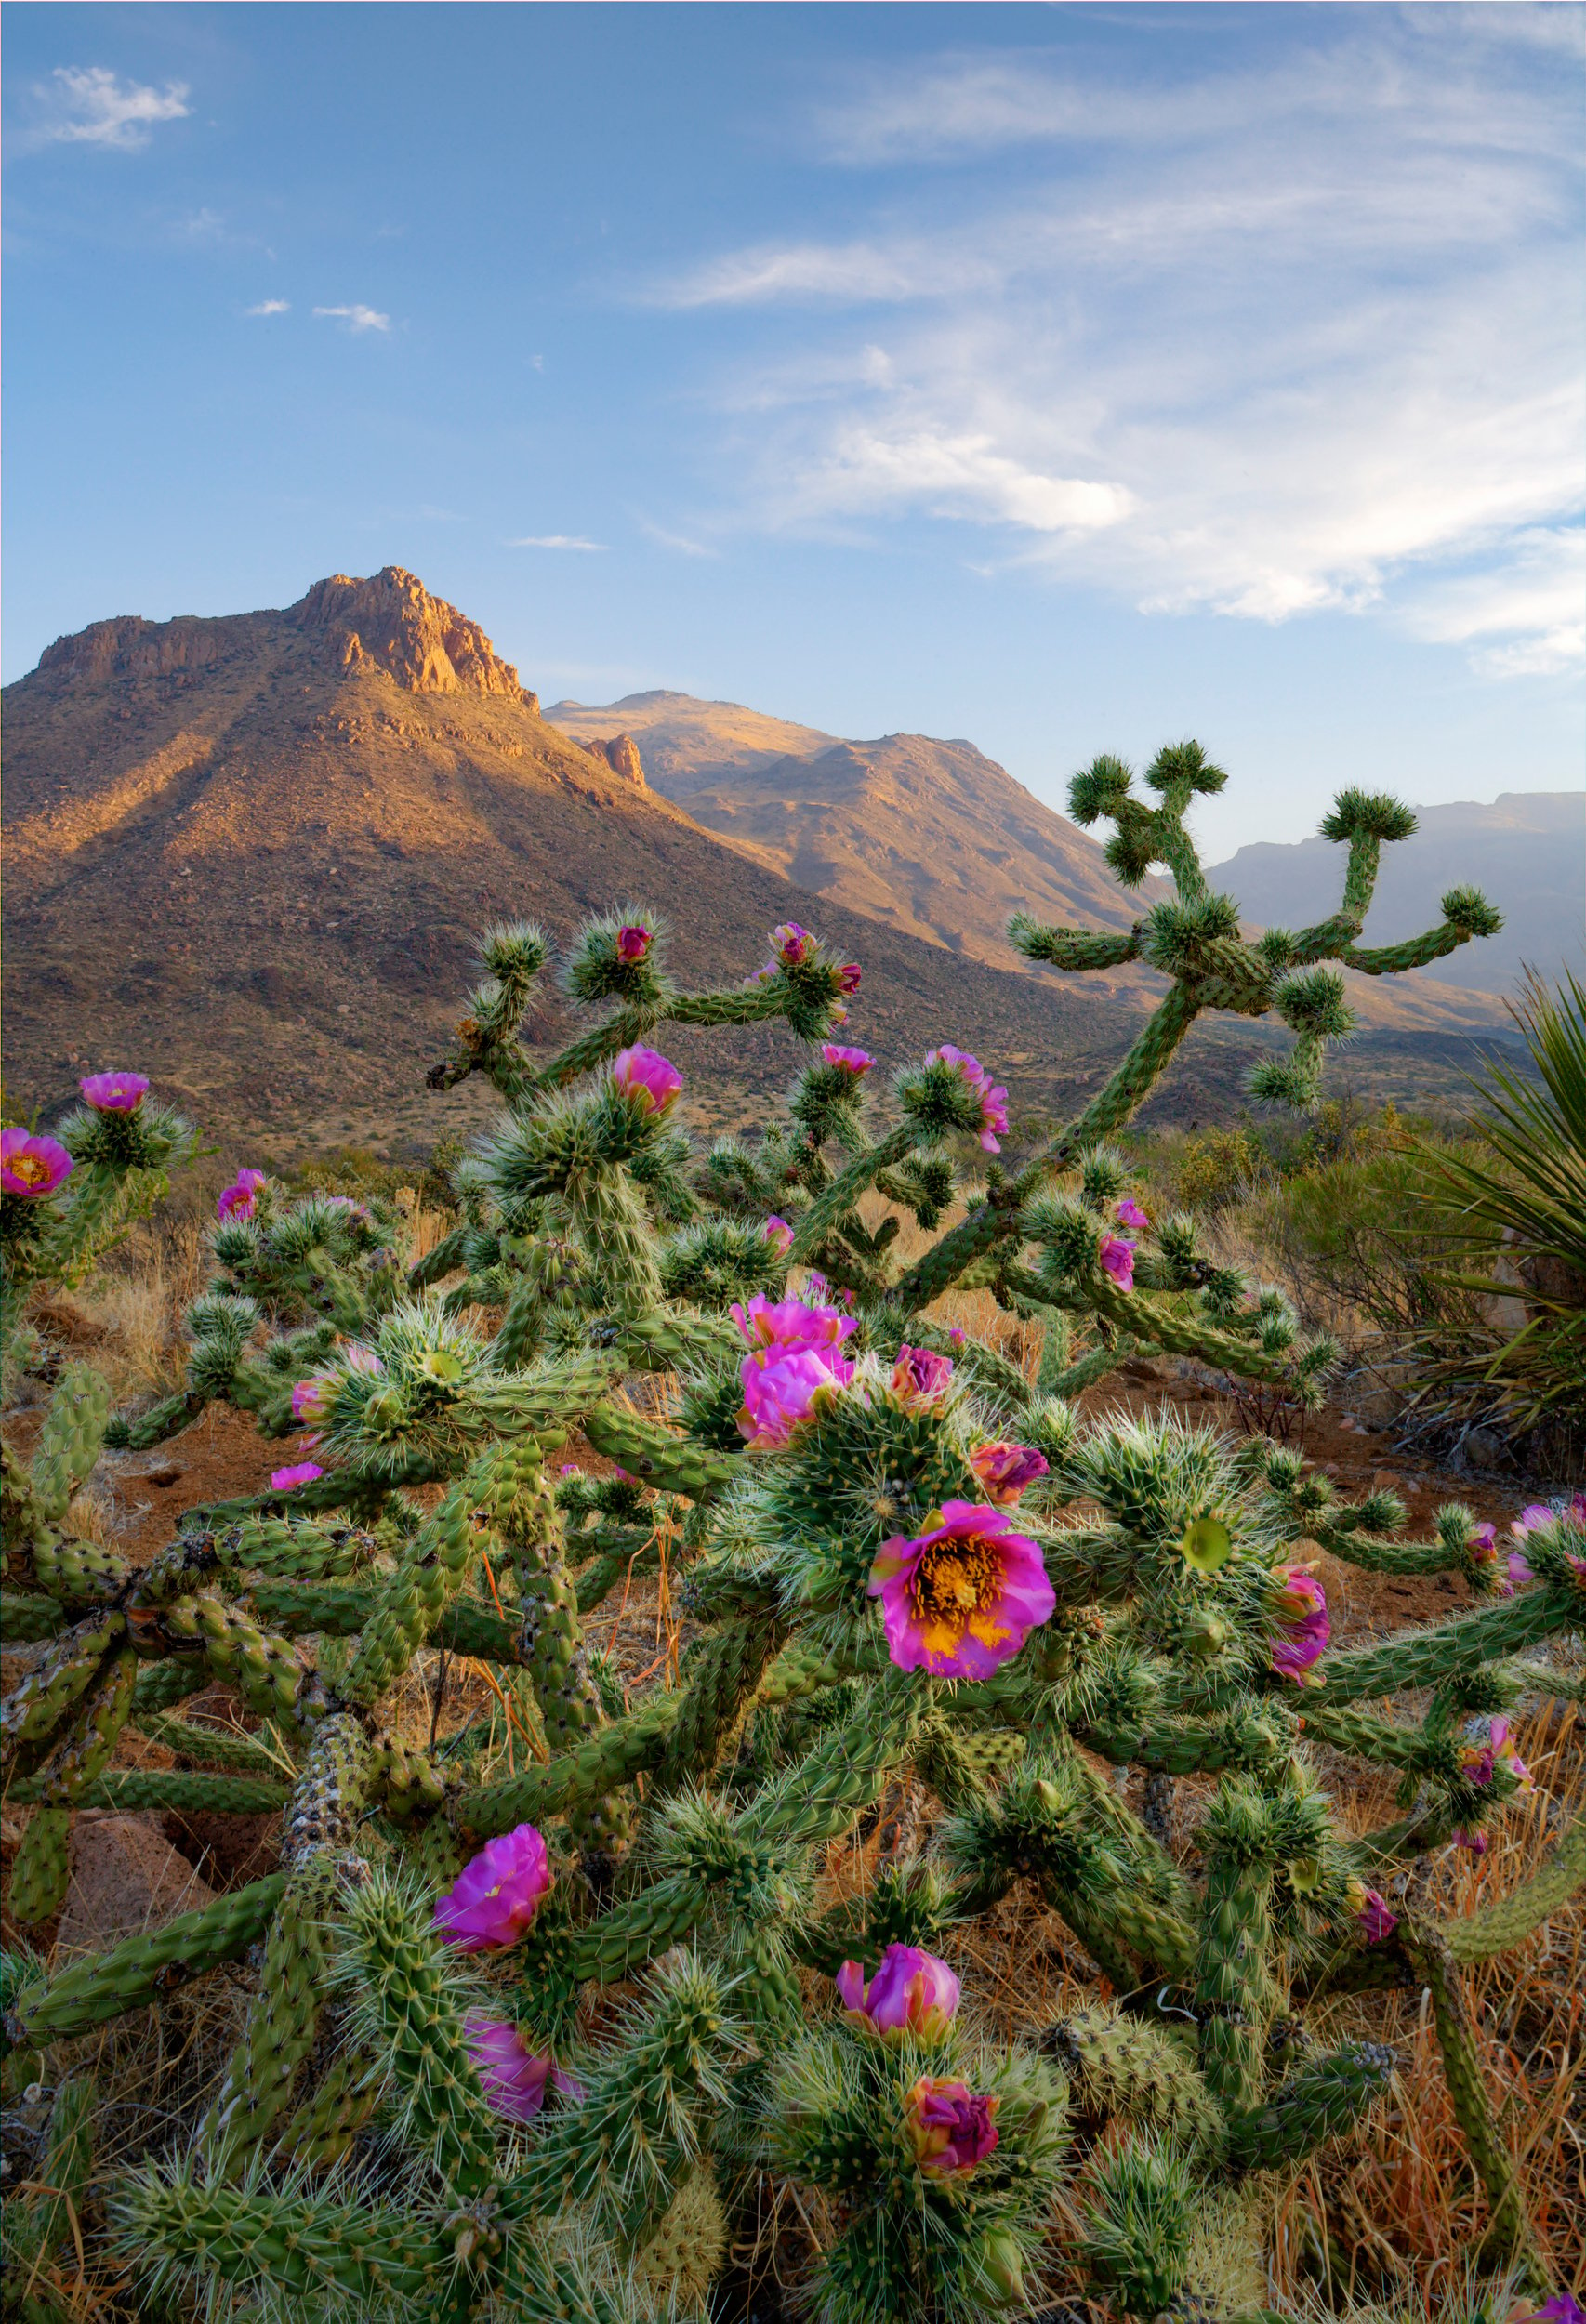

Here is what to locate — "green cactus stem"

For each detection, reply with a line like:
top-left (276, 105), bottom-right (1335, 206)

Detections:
top-left (7, 1873), bottom-right (287, 2044)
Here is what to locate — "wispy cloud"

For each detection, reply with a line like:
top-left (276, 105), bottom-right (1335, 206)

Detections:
top-left (246, 299), bottom-right (290, 317)
top-left (313, 303), bottom-right (390, 334)
top-left (656, 12), bottom-right (1583, 676)
top-left (32, 64), bottom-right (191, 152)
top-left (509, 534), bottom-right (607, 552)
top-left (634, 516), bottom-right (720, 560)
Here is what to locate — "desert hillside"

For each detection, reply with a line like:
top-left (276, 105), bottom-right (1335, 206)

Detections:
top-left (548, 692), bottom-right (1512, 1037)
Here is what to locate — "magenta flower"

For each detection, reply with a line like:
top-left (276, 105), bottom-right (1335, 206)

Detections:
top-left (772, 921), bottom-right (814, 966)
top-left (732, 1293), bottom-right (857, 1362)
top-left (615, 923), bottom-right (653, 962)
top-left (968, 1442), bottom-right (1050, 1506)
top-left (946, 1326), bottom-right (967, 1349)
top-left (1116, 1196), bottom-right (1151, 1231)
top-left (836, 1944), bottom-right (960, 2040)
top-left (761, 1216), bottom-right (794, 1258)
top-left (1515, 2298), bottom-right (1586, 2324)
top-left (891, 1344), bottom-right (955, 1406)
top-left (1098, 1235), bottom-right (1136, 1291)
top-left (1347, 1881), bottom-right (1399, 1944)
top-left (461, 2012), bottom-right (582, 2122)
top-left (837, 961), bottom-right (862, 995)
top-left (1467, 1523), bottom-right (1512, 1597)
top-left (1459, 1717), bottom-right (1533, 1792)
top-left (433, 1823), bottom-right (552, 1950)
top-left (739, 1348), bottom-right (852, 1448)
top-left (868, 1500), bottom-right (1054, 1681)
top-left (612, 1044), bottom-right (682, 1116)
top-left (270, 1461), bottom-right (324, 1491)
top-left (1269, 1567), bottom-right (1330, 1685)
top-left (217, 1167), bottom-right (267, 1221)
top-left (1454, 1827), bottom-right (1489, 1855)
top-left (821, 1043), bottom-right (873, 1076)
top-left (1507, 1549), bottom-right (1535, 1589)
top-left (290, 1374), bottom-right (338, 1425)
top-left (79, 1070), bottom-right (150, 1113)
top-left (904, 2076), bottom-right (1000, 2175)
top-left (0, 1128), bottom-right (74, 1199)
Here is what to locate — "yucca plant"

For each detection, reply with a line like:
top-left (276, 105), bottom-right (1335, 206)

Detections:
top-left (1411, 970), bottom-right (1586, 1449)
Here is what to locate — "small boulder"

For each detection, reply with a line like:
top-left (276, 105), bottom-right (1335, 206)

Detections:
top-left (54, 1811), bottom-right (216, 1957)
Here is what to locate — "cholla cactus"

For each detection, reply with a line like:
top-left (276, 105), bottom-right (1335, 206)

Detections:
top-left (3, 759), bottom-right (1577, 2317)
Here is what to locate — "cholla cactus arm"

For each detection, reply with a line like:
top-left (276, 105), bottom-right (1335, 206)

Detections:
top-left (0, 1588), bottom-right (68, 1642)
top-left (1223, 2041), bottom-right (1396, 2172)
top-left (657, 1601), bottom-right (789, 1786)
top-left (1440, 1804), bottom-right (1586, 1963)
top-left (10, 1766), bottom-right (289, 1815)
top-left (1192, 1782), bottom-right (1286, 2115)
top-left (338, 1868), bottom-right (500, 2197)
top-left (462, 1689), bottom-right (684, 1841)
top-left (1401, 1920), bottom-right (1551, 2290)
top-left (26, 1363), bottom-right (112, 1522)
top-left (580, 1401), bottom-right (738, 1497)
top-left (1047, 2004), bottom-right (1226, 2155)
top-left (340, 1442), bottom-right (521, 1707)
top-left (7, 1872), bottom-right (287, 2044)
top-left (270, 2048), bottom-right (382, 2169)
top-left (112, 2168), bottom-right (454, 2307)
top-left (1310, 1590), bottom-right (1572, 1704)
top-left (1336, 882), bottom-right (1504, 976)
top-left (787, 1121), bottom-right (925, 1262)
top-left (196, 1854), bottom-right (346, 2169)
top-left (1079, 2133), bottom-right (1196, 2318)
top-left (8, 1803), bottom-right (73, 1927)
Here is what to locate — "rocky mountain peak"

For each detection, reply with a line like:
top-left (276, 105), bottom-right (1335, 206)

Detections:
top-left (291, 565), bottom-right (534, 702)
top-left (581, 733), bottom-right (646, 786)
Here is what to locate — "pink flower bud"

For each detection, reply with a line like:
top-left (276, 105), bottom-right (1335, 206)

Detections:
top-left (890, 1343), bottom-right (955, 1406)
top-left (836, 1944), bottom-right (960, 2039)
top-left (615, 924), bottom-right (653, 962)
top-left (612, 1045), bottom-right (682, 1115)
top-left (772, 921), bottom-right (813, 966)
top-left (270, 1461), bottom-right (324, 1491)
top-left (968, 1441), bottom-right (1050, 1505)
top-left (1098, 1235), bottom-right (1135, 1290)
top-left (821, 1044), bottom-right (873, 1076)
top-left (761, 1215), bottom-right (794, 1257)
top-left (903, 2075), bottom-right (1000, 2174)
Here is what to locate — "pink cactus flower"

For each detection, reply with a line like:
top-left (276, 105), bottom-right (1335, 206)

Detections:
top-left (837, 961), bottom-right (862, 995)
top-left (772, 921), bottom-right (814, 966)
top-left (968, 1441), bottom-right (1050, 1506)
top-left (79, 1071), bottom-right (149, 1113)
top-left (868, 1500), bottom-right (1054, 1681)
top-left (946, 1327), bottom-right (967, 1349)
top-left (738, 1347), bottom-right (853, 1448)
top-left (0, 1128), bottom-right (74, 1199)
top-left (615, 923), bottom-right (653, 962)
top-left (560, 1462), bottom-right (578, 1475)
top-left (612, 1045), bottom-right (682, 1116)
top-left (1467, 1524), bottom-right (1512, 1597)
top-left (829, 1003), bottom-right (851, 1025)
top-left (270, 1461), bottom-right (324, 1491)
top-left (836, 1944), bottom-right (960, 2040)
top-left (1515, 2298), bottom-right (1586, 2324)
top-left (904, 2076), bottom-right (1000, 2174)
top-left (1459, 1717), bottom-right (1533, 1793)
top-left (1116, 1196), bottom-right (1151, 1231)
top-left (1347, 1881), bottom-right (1398, 1944)
top-left (732, 1293), bottom-right (857, 1363)
top-left (891, 1344), bottom-right (955, 1406)
top-left (1098, 1235), bottom-right (1136, 1291)
top-left (461, 2012), bottom-right (582, 2121)
top-left (433, 1823), bottom-right (552, 1950)
top-left (761, 1216), bottom-right (794, 1257)
top-left (1270, 1567), bottom-right (1330, 1685)
top-left (821, 1044), bottom-right (873, 1076)
top-left (345, 1342), bottom-right (385, 1376)
top-left (1507, 1549), bottom-right (1535, 1589)
top-left (1453, 1827), bottom-right (1489, 1855)
top-left (217, 1167), bottom-right (267, 1221)
top-left (291, 1374), bottom-right (338, 1425)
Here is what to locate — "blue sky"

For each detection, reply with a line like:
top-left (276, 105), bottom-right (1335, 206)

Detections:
top-left (4, 2), bottom-right (1581, 852)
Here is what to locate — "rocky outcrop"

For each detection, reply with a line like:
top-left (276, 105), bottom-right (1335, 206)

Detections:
top-left (54, 1810), bottom-right (216, 1956)
top-left (35, 566), bottom-right (541, 708)
top-left (293, 565), bottom-right (535, 701)
top-left (583, 733), bottom-right (646, 786)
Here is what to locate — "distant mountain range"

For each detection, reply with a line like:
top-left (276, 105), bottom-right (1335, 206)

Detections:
top-left (548, 691), bottom-right (1553, 1031)
top-left (1, 571), bottom-right (1539, 1161)
top-left (1208, 794), bottom-right (1581, 998)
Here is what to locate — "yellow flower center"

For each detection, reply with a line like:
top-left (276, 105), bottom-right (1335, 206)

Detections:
top-left (10, 1154), bottom-right (52, 1190)
top-left (908, 1536), bottom-right (1006, 1656)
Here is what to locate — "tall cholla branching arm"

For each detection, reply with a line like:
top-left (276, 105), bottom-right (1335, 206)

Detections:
top-left (5, 762), bottom-right (1572, 2324)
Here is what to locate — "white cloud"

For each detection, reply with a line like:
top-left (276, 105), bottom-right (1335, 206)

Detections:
top-left (34, 64), bottom-right (190, 152)
top-left (246, 299), bottom-right (290, 317)
top-left (509, 535), bottom-right (607, 552)
top-left (634, 516), bottom-right (720, 559)
top-left (659, 13), bottom-right (1584, 676)
top-left (312, 303), bottom-right (390, 334)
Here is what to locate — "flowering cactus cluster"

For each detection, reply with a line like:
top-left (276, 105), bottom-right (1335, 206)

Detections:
top-left (4, 753), bottom-right (1581, 2318)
